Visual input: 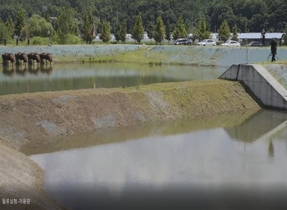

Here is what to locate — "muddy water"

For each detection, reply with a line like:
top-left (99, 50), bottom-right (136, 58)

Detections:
top-left (0, 63), bottom-right (226, 95)
top-left (30, 110), bottom-right (287, 209)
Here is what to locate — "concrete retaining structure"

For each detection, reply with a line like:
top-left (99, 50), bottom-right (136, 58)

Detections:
top-left (219, 64), bottom-right (287, 110)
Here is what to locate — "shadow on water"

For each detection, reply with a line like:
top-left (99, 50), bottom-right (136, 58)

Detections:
top-left (224, 109), bottom-right (287, 142)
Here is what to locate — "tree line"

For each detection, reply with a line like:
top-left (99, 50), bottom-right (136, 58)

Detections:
top-left (0, 0), bottom-right (286, 45)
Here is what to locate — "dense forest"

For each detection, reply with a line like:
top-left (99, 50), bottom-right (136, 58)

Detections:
top-left (0, 0), bottom-right (287, 44)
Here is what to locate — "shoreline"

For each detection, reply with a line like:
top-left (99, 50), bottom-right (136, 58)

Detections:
top-left (0, 45), bottom-right (278, 209)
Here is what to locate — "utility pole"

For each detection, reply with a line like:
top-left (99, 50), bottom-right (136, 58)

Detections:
top-left (246, 39), bottom-right (249, 64)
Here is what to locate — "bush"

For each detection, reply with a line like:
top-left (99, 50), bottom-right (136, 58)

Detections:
top-left (216, 41), bottom-right (223, 46)
top-left (30, 36), bottom-right (47, 45)
top-left (65, 34), bottom-right (83, 45)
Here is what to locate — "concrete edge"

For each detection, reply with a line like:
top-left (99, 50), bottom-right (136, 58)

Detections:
top-left (219, 64), bottom-right (287, 110)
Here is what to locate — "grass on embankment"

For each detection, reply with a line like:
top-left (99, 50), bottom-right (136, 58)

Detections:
top-left (56, 45), bottom-right (217, 66)
top-left (0, 79), bottom-right (260, 152)
top-left (55, 45), bottom-right (172, 65)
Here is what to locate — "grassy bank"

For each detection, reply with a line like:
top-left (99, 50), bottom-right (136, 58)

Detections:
top-left (2, 45), bottom-right (287, 66)
top-left (0, 80), bottom-right (260, 151)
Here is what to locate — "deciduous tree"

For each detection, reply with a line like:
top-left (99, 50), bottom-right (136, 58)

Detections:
top-left (119, 19), bottom-right (127, 43)
top-left (165, 20), bottom-right (171, 41)
top-left (57, 4), bottom-right (74, 44)
top-left (26, 14), bottom-right (53, 37)
top-left (0, 19), bottom-right (10, 44)
top-left (82, 10), bottom-right (94, 44)
top-left (114, 22), bottom-right (121, 42)
top-left (15, 8), bottom-right (26, 37)
top-left (5, 16), bottom-right (14, 38)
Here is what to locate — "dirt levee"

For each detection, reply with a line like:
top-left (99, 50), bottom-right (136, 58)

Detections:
top-left (0, 142), bottom-right (64, 210)
top-left (0, 80), bottom-right (260, 151)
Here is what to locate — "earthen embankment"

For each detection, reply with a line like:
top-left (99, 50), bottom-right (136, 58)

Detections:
top-left (0, 80), bottom-right (260, 151)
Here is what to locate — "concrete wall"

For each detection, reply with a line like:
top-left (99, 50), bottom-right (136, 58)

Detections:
top-left (219, 64), bottom-right (287, 110)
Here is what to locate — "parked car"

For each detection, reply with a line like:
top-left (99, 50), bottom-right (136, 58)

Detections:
top-left (248, 41), bottom-right (263, 47)
top-left (173, 38), bottom-right (192, 45)
top-left (221, 40), bottom-right (241, 47)
top-left (197, 39), bottom-right (216, 46)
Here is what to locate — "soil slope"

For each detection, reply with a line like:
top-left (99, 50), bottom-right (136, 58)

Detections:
top-left (0, 141), bottom-right (65, 210)
top-left (0, 80), bottom-right (260, 151)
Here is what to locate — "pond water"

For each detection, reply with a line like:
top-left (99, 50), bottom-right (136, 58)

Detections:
top-left (30, 110), bottom-right (287, 210)
top-left (0, 63), bottom-right (226, 95)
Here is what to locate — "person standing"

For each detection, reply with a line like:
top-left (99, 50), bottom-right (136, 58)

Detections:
top-left (270, 39), bottom-right (277, 62)
top-left (261, 29), bottom-right (266, 46)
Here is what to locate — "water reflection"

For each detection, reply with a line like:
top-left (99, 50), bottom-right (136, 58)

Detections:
top-left (16, 65), bottom-right (28, 76)
top-left (268, 140), bottom-right (274, 157)
top-left (2, 66), bottom-right (15, 77)
top-left (40, 66), bottom-right (53, 75)
top-left (225, 109), bottom-right (287, 142)
top-left (28, 65), bottom-right (41, 75)
top-left (29, 110), bottom-right (287, 209)
top-left (0, 63), bottom-right (226, 95)
top-left (23, 109), bottom-right (258, 155)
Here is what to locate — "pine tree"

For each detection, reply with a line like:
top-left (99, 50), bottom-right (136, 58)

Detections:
top-left (132, 13), bottom-right (144, 44)
top-left (231, 25), bottom-right (238, 41)
top-left (119, 19), bottom-right (127, 43)
top-left (218, 20), bottom-right (230, 42)
top-left (153, 16), bottom-right (165, 44)
top-left (172, 15), bottom-right (187, 40)
top-left (100, 20), bottom-right (111, 43)
top-left (193, 19), bottom-right (211, 41)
